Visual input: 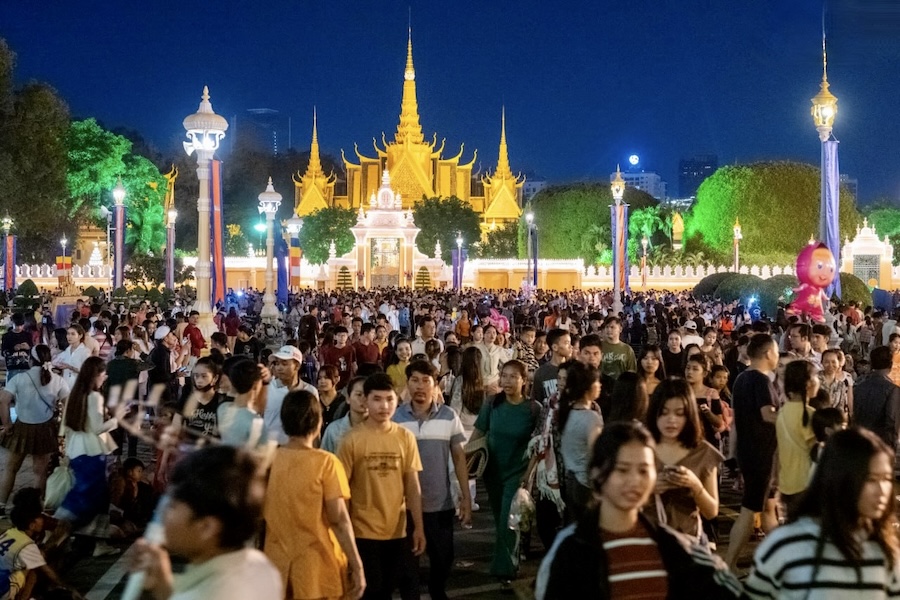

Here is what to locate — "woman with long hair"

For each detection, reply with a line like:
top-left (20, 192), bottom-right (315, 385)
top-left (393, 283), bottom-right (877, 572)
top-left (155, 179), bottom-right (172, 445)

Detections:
top-left (470, 360), bottom-right (539, 584)
top-left (52, 324), bottom-right (91, 388)
top-left (450, 346), bottom-right (486, 510)
top-left (264, 390), bottom-right (365, 600)
top-left (178, 356), bottom-right (224, 440)
top-left (557, 362), bottom-right (603, 521)
top-left (637, 344), bottom-right (666, 396)
top-left (51, 356), bottom-right (118, 553)
top-left (0, 345), bottom-right (70, 506)
top-left (536, 421), bottom-right (739, 599)
top-left (316, 365), bottom-right (346, 433)
top-left (645, 379), bottom-right (723, 540)
top-left (775, 359), bottom-right (819, 518)
top-left (746, 428), bottom-right (900, 597)
top-left (606, 371), bottom-right (650, 424)
top-left (684, 354), bottom-right (726, 447)
top-left (385, 337), bottom-right (412, 394)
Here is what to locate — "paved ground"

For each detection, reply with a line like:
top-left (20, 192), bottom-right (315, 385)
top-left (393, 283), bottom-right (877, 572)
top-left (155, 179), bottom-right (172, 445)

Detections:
top-left (0, 441), bottom-right (757, 600)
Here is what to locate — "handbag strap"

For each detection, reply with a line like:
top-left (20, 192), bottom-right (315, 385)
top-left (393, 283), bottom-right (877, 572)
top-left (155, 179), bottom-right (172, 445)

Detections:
top-left (24, 370), bottom-right (56, 413)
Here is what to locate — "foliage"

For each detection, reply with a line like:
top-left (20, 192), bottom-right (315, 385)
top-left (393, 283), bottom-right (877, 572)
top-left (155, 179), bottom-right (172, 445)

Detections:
top-left (628, 205), bottom-right (672, 260)
top-left (17, 279), bottom-right (38, 298)
top-left (81, 285), bottom-right (100, 298)
top-left (837, 272), bottom-right (872, 308)
top-left (481, 221), bottom-right (519, 259)
top-left (685, 161), bottom-right (861, 259)
top-left (0, 42), bottom-right (71, 262)
top-left (125, 253), bottom-right (193, 288)
top-left (412, 196), bottom-right (482, 263)
top-left (225, 224), bottom-right (252, 256)
top-left (297, 207), bottom-right (356, 264)
top-left (864, 205), bottom-right (900, 266)
top-left (713, 274), bottom-right (764, 303)
top-left (121, 154), bottom-right (168, 254)
top-left (66, 118), bottom-right (130, 217)
top-left (525, 184), bottom-right (658, 265)
top-left (693, 273), bottom-right (734, 298)
top-left (758, 274), bottom-right (800, 317)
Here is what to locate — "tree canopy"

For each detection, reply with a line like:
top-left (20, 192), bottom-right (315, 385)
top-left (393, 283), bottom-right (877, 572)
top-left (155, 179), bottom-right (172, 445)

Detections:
top-left (297, 207), bottom-right (356, 264)
top-left (522, 183), bottom-right (658, 265)
top-left (412, 196), bottom-right (482, 263)
top-left (686, 161), bottom-right (861, 261)
top-left (864, 204), bottom-right (900, 266)
top-left (481, 221), bottom-right (519, 259)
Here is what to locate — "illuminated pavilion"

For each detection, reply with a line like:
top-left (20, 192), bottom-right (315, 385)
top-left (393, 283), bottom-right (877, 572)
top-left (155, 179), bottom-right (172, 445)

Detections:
top-left (292, 31), bottom-right (524, 236)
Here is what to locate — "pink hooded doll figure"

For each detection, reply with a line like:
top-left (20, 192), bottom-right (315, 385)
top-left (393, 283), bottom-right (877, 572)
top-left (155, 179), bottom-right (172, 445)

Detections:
top-left (787, 242), bottom-right (836, 323)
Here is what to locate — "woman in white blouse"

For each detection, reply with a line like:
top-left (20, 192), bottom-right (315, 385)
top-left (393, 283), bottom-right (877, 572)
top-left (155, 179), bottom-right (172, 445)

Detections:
top-left (52, 324), bottom-right (91, 388)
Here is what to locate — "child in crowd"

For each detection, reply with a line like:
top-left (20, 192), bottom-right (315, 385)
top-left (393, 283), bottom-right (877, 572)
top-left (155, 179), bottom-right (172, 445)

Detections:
top-left (109, 457), bottom-right (155, 537)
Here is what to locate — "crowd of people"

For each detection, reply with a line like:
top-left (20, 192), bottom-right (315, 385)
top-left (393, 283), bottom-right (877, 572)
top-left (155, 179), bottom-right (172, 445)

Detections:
top-left (0, 285), bottom-right (898, 598)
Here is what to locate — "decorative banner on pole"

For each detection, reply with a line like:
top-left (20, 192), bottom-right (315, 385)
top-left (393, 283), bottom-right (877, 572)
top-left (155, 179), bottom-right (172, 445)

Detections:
top-left (2, 234), bottom-right (15, 292)
top-left (113, 202), bottom-right (126, 290)
top-left (276, 236), bottom-right (289, 307)
top-left (641, 254), bottom-right (647, 289)
top-left (451, 249), bottom-right (459, 289)
top-left (55, 255), bottom-right (71, 288)
top-left (289, 234), bottom-right (302, 288)
top-left (820, 139), bottom-right (841, 299)
top-left (210, 159), bottom-right (227, 308)
top-left (165, 225), bottom-right (175, 290)
top-left (610, 203), bottom-right (630, 297)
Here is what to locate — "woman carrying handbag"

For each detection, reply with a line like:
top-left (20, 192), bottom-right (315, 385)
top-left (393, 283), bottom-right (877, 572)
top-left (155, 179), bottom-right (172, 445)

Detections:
top-left (0, 345), bottom-right (70, 511)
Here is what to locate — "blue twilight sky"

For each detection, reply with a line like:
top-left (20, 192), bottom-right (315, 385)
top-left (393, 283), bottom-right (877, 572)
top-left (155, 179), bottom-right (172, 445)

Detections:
top-left (1, 1), bottom-right (899, 202)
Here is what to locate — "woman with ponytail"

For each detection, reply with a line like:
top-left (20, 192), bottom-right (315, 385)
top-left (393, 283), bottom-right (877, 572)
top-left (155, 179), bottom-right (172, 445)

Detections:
top-left (776, 359), bottom-right (819, 519)
top-left (0, 345), bottom-right (70, 509)
top-left (557, 362), bottom-right (603, 521)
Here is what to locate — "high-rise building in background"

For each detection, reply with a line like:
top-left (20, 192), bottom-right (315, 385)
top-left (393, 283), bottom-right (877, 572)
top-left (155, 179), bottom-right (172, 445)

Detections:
top-left (236, 108), bottom-right (286, 155)
top-left (616, 170), bottom-right (667, 201)
top-left (840, 173), bottom-right (859, 201)
top-left (678, 154), bottom-right (718, 197)
top-left (522, 176), bottom-right (547, 203)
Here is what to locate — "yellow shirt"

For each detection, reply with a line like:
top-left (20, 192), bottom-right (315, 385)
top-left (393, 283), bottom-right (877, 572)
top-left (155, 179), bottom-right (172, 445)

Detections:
top-left (337, 422), bottom-right (422, 540)
top-left (263, 447), bottom-right (350, 599)
top-left (776, 402), bottom-right (817, 495)
top-left (386, 361), bottom-right (409, 394)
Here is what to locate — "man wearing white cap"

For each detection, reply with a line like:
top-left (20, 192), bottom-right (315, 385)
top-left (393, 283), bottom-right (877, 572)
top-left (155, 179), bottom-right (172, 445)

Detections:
top-left (262, 346), bottom-right (319, 445)
top-left (681, 320), bottom-right (704, 348)
top-left (148, 325), bottom-right (179, 402)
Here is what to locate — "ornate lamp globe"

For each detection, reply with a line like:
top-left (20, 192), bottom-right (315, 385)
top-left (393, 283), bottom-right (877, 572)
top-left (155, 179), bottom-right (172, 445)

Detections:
top-left (168, 208), bottom-right (178, 224)
top-left (258, 177), bottom-right (283, 215)
top-left (1, 216), bottom-right (12, 235)
top-left (611, 166), bottom-right (626, 204)
top-left (112, 176), bottom-right (127, 205)
top-left (733, 218), bottom-right (743, 241)
top-left (811, 45), bottom-right (838, 142)
top-left (183, 86), bottom-right (229, 156)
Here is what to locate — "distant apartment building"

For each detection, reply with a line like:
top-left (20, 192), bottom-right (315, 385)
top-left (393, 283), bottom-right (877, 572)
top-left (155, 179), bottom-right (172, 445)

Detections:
top-left (615, 170), bottom-right (667, 201)
top-left (522, 178), bottom-right (547, 202)
top-left (678, 154), bottom-right (718, 197)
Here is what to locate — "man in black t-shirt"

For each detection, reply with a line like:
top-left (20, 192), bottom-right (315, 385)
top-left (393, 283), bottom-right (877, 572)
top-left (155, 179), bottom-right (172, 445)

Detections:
top-left (1, 313), bottom-right (32, 383)
top-left (725, 333), bottom-right (780, 572)
top-left (233, 325), bottom-right (262, 363)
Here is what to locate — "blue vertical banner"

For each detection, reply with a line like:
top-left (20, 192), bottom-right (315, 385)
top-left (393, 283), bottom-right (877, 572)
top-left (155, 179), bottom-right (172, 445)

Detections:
top-left (2, 234), bottom-right (15, 291)
top-left (113, 202), bottom-right (125, 290)
top-left (451, 249), bottom-right (460, 289)
top-left (276, 236), bottom-right (288, 306)
top-left (210, 160), bottom-right (227, 308)
top-left (820, 139), bottom-right (841, 299)
top-left (610, 203), bottom-right (630, 298)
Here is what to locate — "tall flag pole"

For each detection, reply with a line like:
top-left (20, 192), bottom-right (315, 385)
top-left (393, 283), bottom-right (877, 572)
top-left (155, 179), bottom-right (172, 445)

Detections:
top-left (210, 160), bottom-right (227, 308)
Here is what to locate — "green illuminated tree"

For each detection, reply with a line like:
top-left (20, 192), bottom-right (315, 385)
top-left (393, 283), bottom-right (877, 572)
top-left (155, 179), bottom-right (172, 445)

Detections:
top-left (521, 183), bottom-right (658, 266)
top-left (66, 118), bottom-right (130, 217)
top-left (297, 207), bottom-right (356, 264)
top-left (685, 161), bottom-right (861, 260)
top-left (481, 220), bottom-right (519, 259)
top-left (864, 203), bottom-right (900, 266)
top-left (412, 196), bottom-right (481, 263)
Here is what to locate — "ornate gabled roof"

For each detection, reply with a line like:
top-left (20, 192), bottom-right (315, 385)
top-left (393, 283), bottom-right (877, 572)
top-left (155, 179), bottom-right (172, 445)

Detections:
top-left (395, 29), bottom-right (425, 146)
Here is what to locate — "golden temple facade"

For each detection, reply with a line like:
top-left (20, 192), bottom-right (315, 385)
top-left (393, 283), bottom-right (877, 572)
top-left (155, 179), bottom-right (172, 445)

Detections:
top-left (293, 32), bottom-right (524, 232)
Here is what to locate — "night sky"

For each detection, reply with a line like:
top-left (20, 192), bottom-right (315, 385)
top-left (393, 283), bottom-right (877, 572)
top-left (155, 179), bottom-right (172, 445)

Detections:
top-left (2, 1), bottom-right (899, 202)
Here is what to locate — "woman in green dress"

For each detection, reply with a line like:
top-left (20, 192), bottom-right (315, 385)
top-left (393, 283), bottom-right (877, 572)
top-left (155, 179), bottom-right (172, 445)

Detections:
top-left (470, 359), bottom-right (539, 583)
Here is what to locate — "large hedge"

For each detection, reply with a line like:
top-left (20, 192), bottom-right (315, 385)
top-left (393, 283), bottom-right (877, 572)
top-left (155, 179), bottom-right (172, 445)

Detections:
top-left (693, 272), bottom-right (733, 298)
top-left (686, 161), bottom-right (861, 258)
top-left (758, 274), bottom-right (800, 317)
top-left (838, 272), bottom-right (872, 309)
top-left (713, 274), bottom-right (764, 304)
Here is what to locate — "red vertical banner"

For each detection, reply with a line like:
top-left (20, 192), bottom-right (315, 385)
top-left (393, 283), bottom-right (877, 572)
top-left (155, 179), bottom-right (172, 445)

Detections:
top-left (3, 235), bottom-right (15, 291)
top-left (210, 160), bottom-right (226, 307)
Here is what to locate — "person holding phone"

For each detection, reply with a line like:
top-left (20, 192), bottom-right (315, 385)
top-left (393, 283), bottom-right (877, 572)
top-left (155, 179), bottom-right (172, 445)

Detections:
top-left (684, 354), bottom-right (726, 448)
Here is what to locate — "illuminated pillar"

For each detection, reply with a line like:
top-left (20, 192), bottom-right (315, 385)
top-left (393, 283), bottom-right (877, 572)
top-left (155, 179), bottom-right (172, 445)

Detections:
top-left (112, 177), bottom-right (126, 290)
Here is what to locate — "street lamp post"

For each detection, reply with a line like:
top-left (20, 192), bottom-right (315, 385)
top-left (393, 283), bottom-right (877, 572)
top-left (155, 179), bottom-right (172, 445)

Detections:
top-left (610, 166), bottom-right (628, 315)
top-left (111, 176), bottom-right (127, 291)
top-left (1, 216), bottom-right (14, 292)
top-left (641, 235), bottom-right (648, 290)
top-left (60, 235), bottom-right (68, 290)
top-left (248, 243), bottom-right (256, 290)
top-left (166, 208), bottom-right (178, 290)
top-left (811, 35), bottom-right (841, 298)
top-left (183, 86), bottom-right (228, 337)
top-left (733, 218), bottom-right (742, 272)
top-left (258, 177), bottom-right (282, 323)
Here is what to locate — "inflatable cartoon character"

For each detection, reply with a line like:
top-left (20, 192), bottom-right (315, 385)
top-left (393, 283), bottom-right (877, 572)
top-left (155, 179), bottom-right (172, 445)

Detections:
top-left (786, 241), bottom-right (835, 323)
top-left (475, 301), bottom-right (510, 334)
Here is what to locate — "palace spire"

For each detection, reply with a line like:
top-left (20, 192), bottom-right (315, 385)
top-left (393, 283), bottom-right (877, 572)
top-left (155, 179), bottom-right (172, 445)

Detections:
top-left (494, 106), bottom-right (513, 180)
top-left (394, 28), bottom-right (425, 145)
top-left (305, 107), bottom-right (325, 177)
